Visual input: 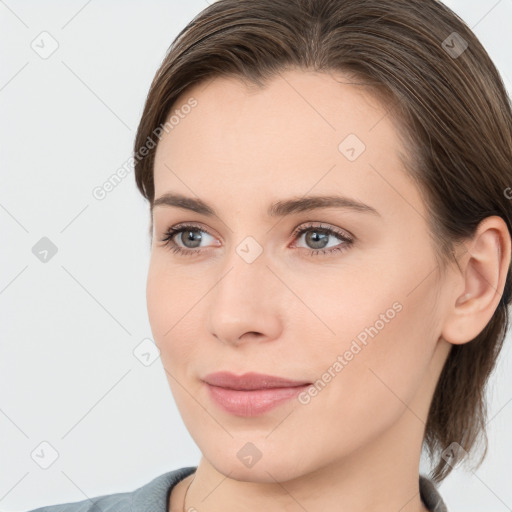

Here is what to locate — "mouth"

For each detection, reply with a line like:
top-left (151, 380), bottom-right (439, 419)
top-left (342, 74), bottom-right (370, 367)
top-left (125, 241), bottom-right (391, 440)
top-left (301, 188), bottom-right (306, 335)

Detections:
top-left (202, 371), bottom-right (312, 416)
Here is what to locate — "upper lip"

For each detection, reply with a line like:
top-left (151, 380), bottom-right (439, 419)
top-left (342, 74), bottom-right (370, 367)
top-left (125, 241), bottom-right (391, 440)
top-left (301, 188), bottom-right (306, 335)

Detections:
top-left (203, 371), bottom-right (311, 390)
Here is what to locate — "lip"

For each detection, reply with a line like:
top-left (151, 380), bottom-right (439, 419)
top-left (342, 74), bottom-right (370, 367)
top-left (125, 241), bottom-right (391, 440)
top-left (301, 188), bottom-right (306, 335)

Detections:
top-left (203, 371), bottom-right (311, 390)
top-left (203, 372), bottom-right (312, 417)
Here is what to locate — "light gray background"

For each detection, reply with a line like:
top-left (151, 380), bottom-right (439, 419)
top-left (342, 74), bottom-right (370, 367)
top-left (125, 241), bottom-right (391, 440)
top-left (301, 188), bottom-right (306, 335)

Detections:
top-left (1, 1), bottom-right (511, 511)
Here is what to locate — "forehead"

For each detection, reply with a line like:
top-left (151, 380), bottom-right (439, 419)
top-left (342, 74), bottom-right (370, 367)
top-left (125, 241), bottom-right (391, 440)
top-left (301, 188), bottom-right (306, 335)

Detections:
top-left (156, 71), bottom-right (394, 153)
top-left (152, 70), bottom-right (422, 219)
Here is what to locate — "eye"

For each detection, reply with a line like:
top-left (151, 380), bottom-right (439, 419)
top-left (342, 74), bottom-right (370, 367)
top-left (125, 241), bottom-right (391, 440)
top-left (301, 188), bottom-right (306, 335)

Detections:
top-left (159, 223), bottom-right (219, 257)
top-left (159, 222), bottom-right (354, 257)
top-left (291, 222), bottom-right (354, 256)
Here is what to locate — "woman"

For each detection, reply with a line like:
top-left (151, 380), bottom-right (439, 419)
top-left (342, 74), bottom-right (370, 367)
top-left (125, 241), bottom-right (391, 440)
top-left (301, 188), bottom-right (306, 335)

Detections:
top-left (28, 0), bottom-right (512, 511)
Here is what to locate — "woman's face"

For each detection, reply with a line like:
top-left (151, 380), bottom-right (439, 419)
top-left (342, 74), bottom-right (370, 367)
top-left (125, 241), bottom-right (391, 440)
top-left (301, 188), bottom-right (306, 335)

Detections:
top-left (147, 70), bottom-right (452, 482)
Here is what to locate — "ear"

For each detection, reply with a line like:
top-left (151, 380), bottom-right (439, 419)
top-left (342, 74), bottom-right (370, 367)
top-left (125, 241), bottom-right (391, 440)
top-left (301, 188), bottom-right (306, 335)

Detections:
top-left (441, 216), bottom-right (511, 345)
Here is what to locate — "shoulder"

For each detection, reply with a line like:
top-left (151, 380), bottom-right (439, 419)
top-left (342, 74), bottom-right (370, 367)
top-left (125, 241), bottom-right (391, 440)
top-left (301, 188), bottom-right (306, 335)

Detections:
top-left (24, 466), bottom-right (197, 512)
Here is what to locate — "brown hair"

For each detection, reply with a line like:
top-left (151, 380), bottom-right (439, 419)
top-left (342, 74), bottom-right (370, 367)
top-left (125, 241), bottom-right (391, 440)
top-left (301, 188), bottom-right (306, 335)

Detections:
top-left (133, 0), bottom-right (512, 483)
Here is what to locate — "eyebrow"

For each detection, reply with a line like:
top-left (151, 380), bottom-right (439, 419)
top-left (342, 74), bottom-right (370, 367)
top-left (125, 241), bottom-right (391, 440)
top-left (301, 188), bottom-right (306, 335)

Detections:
top-left (152, 193), bottom-right (380, 217)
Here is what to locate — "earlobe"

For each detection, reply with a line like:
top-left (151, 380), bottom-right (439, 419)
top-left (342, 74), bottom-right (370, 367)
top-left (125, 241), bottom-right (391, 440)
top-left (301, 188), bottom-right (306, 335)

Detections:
top-left (441, 216), bottom-right (511, 345)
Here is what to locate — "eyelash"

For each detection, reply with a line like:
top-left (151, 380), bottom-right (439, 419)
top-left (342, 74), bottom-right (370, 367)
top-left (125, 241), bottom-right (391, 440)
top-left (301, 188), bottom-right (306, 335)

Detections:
top-left (159, 222), bottom-right (354, 258)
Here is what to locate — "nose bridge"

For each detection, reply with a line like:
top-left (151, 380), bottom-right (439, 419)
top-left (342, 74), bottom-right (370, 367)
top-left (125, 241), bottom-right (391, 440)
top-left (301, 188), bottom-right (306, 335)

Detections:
top-left (206, 238), bottom-right (283, 344)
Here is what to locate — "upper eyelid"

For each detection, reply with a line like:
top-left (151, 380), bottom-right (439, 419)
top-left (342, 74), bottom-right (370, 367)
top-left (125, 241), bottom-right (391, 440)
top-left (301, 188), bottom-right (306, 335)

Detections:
top-left (293, 223), bottom-right (353, 239)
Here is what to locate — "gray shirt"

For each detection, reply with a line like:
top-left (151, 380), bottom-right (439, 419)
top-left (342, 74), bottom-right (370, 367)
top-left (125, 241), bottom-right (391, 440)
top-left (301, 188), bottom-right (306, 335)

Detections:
top-left (25, 467), bottom-right (448, 512)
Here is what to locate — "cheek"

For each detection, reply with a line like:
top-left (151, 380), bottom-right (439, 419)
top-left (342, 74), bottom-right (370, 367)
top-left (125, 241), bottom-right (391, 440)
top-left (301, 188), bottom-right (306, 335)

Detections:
top-left (146, 260), bottom-right (170, 342)
top-left (296, 252), bottom-right (440, 415)
top-left (334, 286), bottom-right (437, 422)
top-left (146, 258), bottom-right (185, 351)
top-left (146, 257), bottom-right (205, 374)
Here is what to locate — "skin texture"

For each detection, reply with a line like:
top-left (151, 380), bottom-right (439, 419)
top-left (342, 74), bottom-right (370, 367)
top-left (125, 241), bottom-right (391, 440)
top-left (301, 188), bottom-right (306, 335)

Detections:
top-left (146, 70), bottom-right (511, 512)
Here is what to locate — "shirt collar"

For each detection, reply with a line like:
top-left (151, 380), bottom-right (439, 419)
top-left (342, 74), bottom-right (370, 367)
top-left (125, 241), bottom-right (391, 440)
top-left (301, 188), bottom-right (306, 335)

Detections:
top-left (420, 474), bottom-right (448, 511)
top-left (131, 467), bottom-right (448, 512)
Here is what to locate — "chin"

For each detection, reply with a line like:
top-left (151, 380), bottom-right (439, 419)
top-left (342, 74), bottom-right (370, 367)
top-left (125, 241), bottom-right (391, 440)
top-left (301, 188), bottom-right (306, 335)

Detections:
top-left (198, 435), bottom-right (316, 484)
top-left (212, 456), bottom-right (307, 483)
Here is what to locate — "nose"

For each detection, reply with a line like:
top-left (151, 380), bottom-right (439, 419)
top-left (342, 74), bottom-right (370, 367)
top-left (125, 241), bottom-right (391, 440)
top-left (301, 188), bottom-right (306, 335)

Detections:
top-left (206, 252), bottom-right (283, 347)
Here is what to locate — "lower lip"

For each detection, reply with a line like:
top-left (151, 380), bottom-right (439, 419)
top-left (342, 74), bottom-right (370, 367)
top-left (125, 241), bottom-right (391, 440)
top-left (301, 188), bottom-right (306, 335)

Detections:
top-left (205, 383), bottom-right (311, 417)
